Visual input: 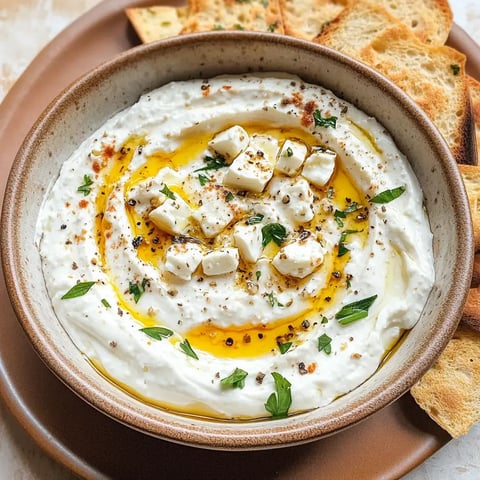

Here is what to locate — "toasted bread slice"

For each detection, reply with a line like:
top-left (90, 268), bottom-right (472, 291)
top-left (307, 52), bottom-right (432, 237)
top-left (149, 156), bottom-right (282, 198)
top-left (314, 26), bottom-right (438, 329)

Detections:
top-left (125, 6), bottom-right (188, 43)
top-left (467, 75), bottom-right (480, 161)
top-left (279, 0), bottom-right (348, 40)
top-left (410, 325), bottom-right (480, 438)
top-left (462, 288), bottom-right (480, 332)
top-left (370, 0), bottom-right (452, 45)
top-left (459, 164), bottom-right (480, 251)
top-left (282, 0), bottom-right (451, 44)
top-left (315, 1), bottom-right (474, 164)
top-left (181, 0), bottom-right (284, 34)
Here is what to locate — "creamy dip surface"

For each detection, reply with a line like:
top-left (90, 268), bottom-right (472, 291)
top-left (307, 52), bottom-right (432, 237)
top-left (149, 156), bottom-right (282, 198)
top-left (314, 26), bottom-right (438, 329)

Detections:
top-left (37, 74), bottom-right (435, 420)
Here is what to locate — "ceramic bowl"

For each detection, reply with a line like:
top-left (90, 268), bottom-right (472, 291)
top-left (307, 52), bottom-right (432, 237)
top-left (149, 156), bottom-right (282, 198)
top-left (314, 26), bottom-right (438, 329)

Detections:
top-left (1, 32), bottom-right (474, 449)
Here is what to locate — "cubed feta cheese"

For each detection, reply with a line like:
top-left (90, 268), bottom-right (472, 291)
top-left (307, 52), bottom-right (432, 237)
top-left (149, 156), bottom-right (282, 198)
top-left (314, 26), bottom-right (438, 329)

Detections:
top-left (275, 139), bottom-right (308, 176)
top-left (223, 134), bottom-right (278, 193)
top-left (272, 235), bottom-right (324, 278)
top-left (233, 223), bottom-right (262, 263)
top-left (149, 195), bottom-right (192, 235)
top-left (202, 248), bottom-right (239, 276)
top-left (192, 186), bottom-right (236, 238)
top-left (301, 148), bottom-right (336, 188)
top-left (208, 125), bottom-right (249, 162)
top-left (268, 176), bottom-right (314, 224)
top-left (164, 242), bottom-right (203, 280)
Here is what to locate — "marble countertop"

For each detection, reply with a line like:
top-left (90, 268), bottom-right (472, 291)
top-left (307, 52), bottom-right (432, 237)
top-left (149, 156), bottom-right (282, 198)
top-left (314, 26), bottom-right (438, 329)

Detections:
top-left (0, 1), bottom-right (479, 478)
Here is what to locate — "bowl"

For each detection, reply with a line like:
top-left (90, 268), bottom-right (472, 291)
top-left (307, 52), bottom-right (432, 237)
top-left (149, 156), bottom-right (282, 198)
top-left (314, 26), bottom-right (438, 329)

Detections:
top-left (1, 32), bottom-right (474, 449)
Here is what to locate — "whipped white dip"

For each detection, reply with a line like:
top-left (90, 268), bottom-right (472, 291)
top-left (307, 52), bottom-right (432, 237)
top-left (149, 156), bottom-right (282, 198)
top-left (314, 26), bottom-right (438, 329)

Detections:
top-left (37, 74), bottom-right (434, 419)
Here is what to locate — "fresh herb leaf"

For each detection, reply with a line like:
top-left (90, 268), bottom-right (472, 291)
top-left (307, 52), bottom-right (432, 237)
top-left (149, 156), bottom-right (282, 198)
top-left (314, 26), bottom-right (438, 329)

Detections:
top-left (264, 372), bottom-right (292, 419)
top-left (140, 326), bottom-right (174, 341)
top-left (220, 367), bottom-right (248, 389)
top-left (277, 341), bottom-right (292, 354)
top-left (262, 223), bottom-right (287, 248)
top-left (61, 281), bottom-right (95, 299)
top-left (318, 333), bottom-right (332, 354)
top-left (338, 229), bottom-right (361, 257)
top-left (198, 173), bottom-right (210, 186)
top-left (267, 291), bottom-right (284, 308)
top-left (313, 110), bottom-right (337, 129)
top-left (194, 155), bottom-right (228, 172)
top-left (336, 295), bottom-right (378, 325)
top-left (160, 184), bottom-right (176, 200)
top-left (77, 174), bottom-right (93, 196)
top-left (451, 64), bottom-right (460, 75)
top-left (129, 278), bottom-right (148, 303)
top-left (179, 338), bottom-right (199, 359)
top-left (334, 202), bottom-right (359, 227)
top-left (283, 146), bottom-right (294, 157)
top-left (321, 316), bottom-right (329, 324)
top-left (256, 270), bottom-right (262, 281)
top-left (225, 191), bottom-right (235, 202)
top-left (101, 298), bottom-right (111, 308)
top-left (370, 186), bottom-right (406, 204)
top-left (267, 21), bottom-right (279, 32)
top-left (246, 213), bottom-right (264, 225)
top-left (234, 23), bottom-right (245, 30)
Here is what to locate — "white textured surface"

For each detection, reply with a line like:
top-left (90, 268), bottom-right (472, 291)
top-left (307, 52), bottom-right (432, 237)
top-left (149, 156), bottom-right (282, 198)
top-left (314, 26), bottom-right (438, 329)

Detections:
top-left (0, 0), bottom-right (479, 478)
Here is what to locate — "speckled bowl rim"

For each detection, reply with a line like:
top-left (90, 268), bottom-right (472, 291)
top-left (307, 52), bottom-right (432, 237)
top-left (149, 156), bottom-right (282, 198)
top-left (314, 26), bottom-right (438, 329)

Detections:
top-left (1, 31), bottom-right (474, 450)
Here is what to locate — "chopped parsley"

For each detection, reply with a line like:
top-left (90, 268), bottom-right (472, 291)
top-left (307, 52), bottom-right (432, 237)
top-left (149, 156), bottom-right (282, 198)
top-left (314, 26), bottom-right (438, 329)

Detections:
top-left (336, 295), bottom-right (378, 325)
top-left (318, 333), bottom-right (332, 354)
top-left (77, 174), bottom-right (93, 196)
top-left (234, 23), bottom-right (245, 30)
top-left (194, 155), bottom-right (228, 172)
top-left (225, 191), bottom-right (235, 202)
top-left (220, 368), bottom-right (248, 389)
top-left (61, 281), bottom-right (95, 299)
top-left (267, 21), bottom-right (279, 32)
top-left (451, 64), bottom-right (460, 75)
top-left (129, 278), bottom-right (148, 303)
top-left (370, 186), bottom-right (406, 204)
top-left (264, 372), bottom-right (292, 419)
top-left (321, 316), bottom-right (329, 324)
top-left (338, 229), bottom-right (361, 257)
top-left (160, 184), bottom-right (176, 200)
top-left (101, 298), bottom-right (111, 308)
top-left (179, 338), bottom-right (199, 359)
top-left (262, 223), bottom-right (287, 248)
top-left (267, 291), bottom-right (284, 308)
top-left (140, 326), bottom-right (174, 341)
top-left (334, 201), bottom-right (360, 227)
top-left (198, 173), bottom-right (210, 186)
top-left (246, 213), bottom-right (264, 225)
top-left (255, 270), bottom-right (262, 281)
top-left (277, 341), bottom-right (292, 354)
top-left (313, 110), bottom-right (337, 129)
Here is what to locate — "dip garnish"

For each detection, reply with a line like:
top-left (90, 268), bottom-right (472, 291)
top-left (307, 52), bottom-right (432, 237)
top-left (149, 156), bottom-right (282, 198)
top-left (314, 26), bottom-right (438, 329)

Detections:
top-left (101, 298), bottom-right (111, 308)
top-left (160, 184), bottom-right (176, 200)
top-left (370, 185), bottom-right (406, 204)
top-left (179, 338), bottom-right (199, 360)
top-left (198, 173), bottom-right (210, 186)
top-left (77, 174), bottom-right (93, 196)
top-left (194, 154), bottom-right (228, 172)
top-left (140, 326), bottom-right (174, 341)
top-left (336, 295), bottom-right (378, 325)
top-left (246, 213), bottom-right (264, 225)
top-left (220, 367), bottom-right (248, 389)
top-left (318, 333), bottom-right (332, 354)
top-left (277, 341), bottom-right (292, 354)
top-left (313, 110), bottom-right (337, 129)
top-left (338, 229), bottom-right (362, 257)
top-left (265, 372), bottom-right (292, 419)
top-left (129, 278), bottom-right (148, 303)
top-left (261, 223), bottom-right (287, 248)
top-left (61, 281), bottom-right (95, 299)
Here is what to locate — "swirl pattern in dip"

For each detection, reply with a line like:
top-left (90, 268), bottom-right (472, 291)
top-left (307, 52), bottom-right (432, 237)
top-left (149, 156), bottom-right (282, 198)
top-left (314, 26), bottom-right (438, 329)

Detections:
top-left (36, 74), bottom-right (435, 420)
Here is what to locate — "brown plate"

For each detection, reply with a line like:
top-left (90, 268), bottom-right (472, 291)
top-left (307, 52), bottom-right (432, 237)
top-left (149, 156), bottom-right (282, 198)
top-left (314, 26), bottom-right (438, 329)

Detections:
top-left (0, 1), bottom-right (478, 478)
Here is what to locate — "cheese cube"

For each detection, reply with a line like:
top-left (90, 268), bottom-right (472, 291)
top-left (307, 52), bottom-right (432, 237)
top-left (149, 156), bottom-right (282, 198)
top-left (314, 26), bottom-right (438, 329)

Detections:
top-left (202, 248), bottom-right (239, 276)
top-left (208, 125), bottom-right (249, 162)
top-left (149, 196), bottom-right (191, 235)
top-left (275, 139), bottom-right (308, 176)
top-left (233, 224), bottom-right (262, 263)
top-left (272, 235), bottom-right (324, 278)
top-left (301, 148), bottom-right (336, 188)
top-left (164, 243), bottom-right (203, 280)
top-left (223, 134), bottom-right (277, 193)
top-left (192, 189), bottom-right (236, 238)
top-left (269, 177), bottom-right (314, 224)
